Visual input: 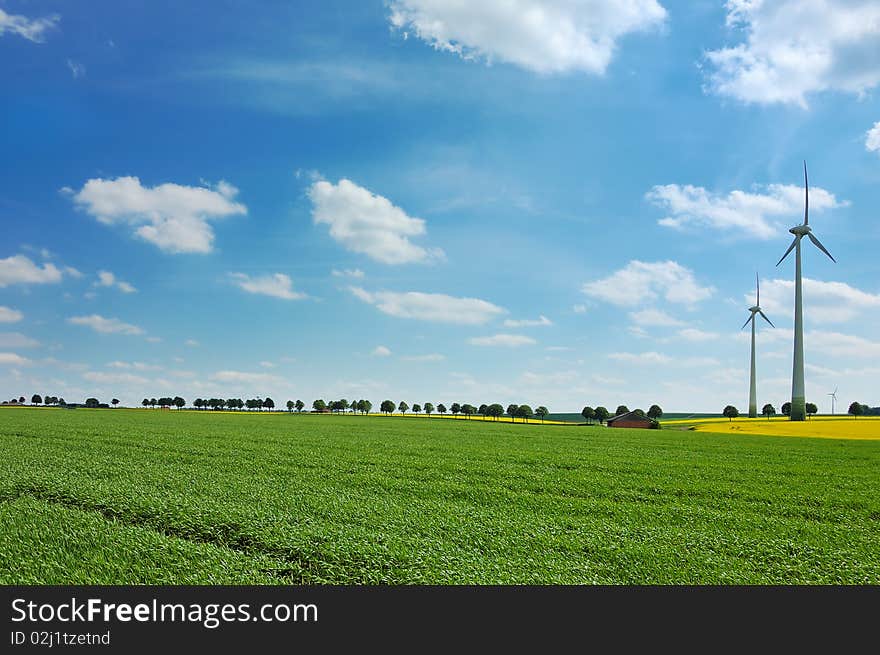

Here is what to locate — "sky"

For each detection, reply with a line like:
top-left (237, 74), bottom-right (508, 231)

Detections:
top-left (1, 0), bottom-right (879, 413)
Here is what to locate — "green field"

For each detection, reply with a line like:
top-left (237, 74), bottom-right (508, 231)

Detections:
top-left (1, 407), bottom-right (878, 584)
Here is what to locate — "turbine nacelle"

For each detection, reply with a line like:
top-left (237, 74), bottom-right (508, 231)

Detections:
top-left (789, 224), bottom-right (811, 236)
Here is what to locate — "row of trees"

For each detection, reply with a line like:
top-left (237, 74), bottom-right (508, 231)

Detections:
top-left (580, 404), bottom-right (663, 425)
top-left (724, 401), bottom-right (872, 420)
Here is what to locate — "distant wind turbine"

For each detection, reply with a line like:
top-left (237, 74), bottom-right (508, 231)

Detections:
top-left (742, 273), bottom-right (774, 418)
top-left (828, 387), bottom-right (838, 415)
top-left (776, 161), bottom-right (836, 421)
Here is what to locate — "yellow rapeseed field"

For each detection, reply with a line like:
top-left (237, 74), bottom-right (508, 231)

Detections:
top-left (664, 416), bottom-right (880, 440)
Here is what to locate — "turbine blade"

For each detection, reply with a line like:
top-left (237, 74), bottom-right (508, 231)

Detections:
top-left (803, 160), bottom-right (809, 226)
top-left (776, 237), bottom-right (798, 266)
top-left (808, 233), bottom-right (836, 262)
top-left (756, 272), bottom-right (760, 305)
top-left (741, 315), bottom-right (753, 330)
top-left (759, 310), bottom-right (774, 328)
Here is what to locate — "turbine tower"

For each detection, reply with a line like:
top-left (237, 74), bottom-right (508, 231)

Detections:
top-left (776, 161), bottom-right (835, 421)
top-left (828, 387), bottom-right (838, 415)
top-left (742, 273), bottom-right (774, 418)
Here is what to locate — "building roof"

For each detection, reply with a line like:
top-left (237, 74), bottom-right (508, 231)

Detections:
top-left (607, 410), bottom-right (651, 424)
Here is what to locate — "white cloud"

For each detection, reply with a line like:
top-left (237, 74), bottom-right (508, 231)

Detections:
top-left (185, 339), bottom-right (200, 347)
top-left (647, 183), bottom-right (843, 239)
top-left (401, 353), bottom-right (445, 362)
top-left (388, 0), bottom-right (666, 75)
top-left (0, 255), bottom-right (64, 287)
top-left (71, 177), bottom-right (246, 254)
top-left (211, 370), bottom-right (284, 385)
top-left (582, 260), bottom-right (714, 307)
top-left (229, 273), bottom-right (306, 300)
top-left (259, 361), bottom-right (276, 368)
top-left (0, 352), bottom-right (31, 366)
top-left (677, 328), bottom-right (720, 342)
top-left (95, 270), bottom-right (137, 293)
top-left (67, 59), bottom-right (85, 78)
top-left (0, 333), bottom-right (39, 348)
top-left (572, 304), bottom-right (587, 314)
top-left (503, 315), bottom-right (552, 328)
top-left (309, 179), bottom-right (443, 265)
top-left (64, 266), bottom-right (83, 278)
top-left (867, 121), bottom-right (880, 153)
top-left (350, 286), bottom-right (505, 324)
top-left (468, 334), bottom-right (536, 347)
top-left (808, 331), bottom-right (880, 358)
top-left (704, 1), bottom-right (880, 106)
top-left (67, 315), bottom-right (144, 336)
top-left (629, 308), bottom-right (683, 327)
top-left (372, 345), bottom-right (392, 357)
top-left (83, 371), bottom-right (149, 385)
top-left (145, 336), bottom-right (162, 343)
top-left (331, 268), bottom-right (365, 278)
top-left (107, 361), bottom-right (161, 371)
top-left (0, 306), bottom-right (23, 323)
top-left (755, 278), bottom-right (880, 324)
top-left (0, 9), bottom-right (59, 42)
top-left (608, 351), bottom-right (671, 364)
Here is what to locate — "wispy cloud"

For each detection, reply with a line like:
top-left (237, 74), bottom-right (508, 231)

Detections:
top-left (229, 273), bottom-right (306, 300)
top-left (350, 287), bottom-right (505, 325)
top-left (67, 315), bottom-right (144, 336)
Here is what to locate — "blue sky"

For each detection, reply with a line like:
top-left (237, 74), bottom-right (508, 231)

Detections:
top-left (1, 0), bottom-right (879, 413)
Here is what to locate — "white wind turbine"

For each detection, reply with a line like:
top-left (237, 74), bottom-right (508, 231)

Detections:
top-left (776, 161), bottom-right (836, 421)
top-left (742, 273), bottom-right (774, 418)
top-left (828, 387), bottom-right (838, 415)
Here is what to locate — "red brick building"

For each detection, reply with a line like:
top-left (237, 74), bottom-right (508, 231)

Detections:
top-left (606, 410), bottom-right (654, 429)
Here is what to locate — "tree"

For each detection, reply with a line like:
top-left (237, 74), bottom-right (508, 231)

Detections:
top-left (594, 407), bottom-right (610, 425)
top-left (478, 404), bottom-right (488, 419)
top-left (535, 406), bottom-right (549, 423)
top-left (19, 396), bottom-right (25, 404)
top-left (437, 403), bottom-right (447, 416)
top-left (506, 404), bottom-right (518, 422)
top-left (412, 403), bottom-right (421, 414)
top-left (581, 406), bottom-right (595, 424)
top-left (287, 400), bottom-right (294, 412)
top-left (85, 397), bottom-right (100, 408)
top-left (142, 398), bottom-right (149, 408)
top-left (31, 394), bottom-right (42, 405)
top-left (762, 404), bottom-right (776, 420)
top-left (361, 399), bottom-right (373, 415)
top-left (461, 403), bottom-right (475, 419)
top-left (781, 402), bottom-right (792, 417)
top-left (848, 401), bottom-right (863, 419)
top-left (805, 402), bottom-right (817, 419)
top-left (488, 403), bottom-right (504, 420)
top-left (295, 399), bottom-right (305, 413)
top-left (173, 396), bottom-right (185, 410)
top-left (515, 404), bottom-right (534, 422)
top-left (647, 404), bottom-right (663, 420)
top-left (226, 399), bottom-right (238, 412)
top-left (615, 405), bottom-right (629, 417)
top-left (450, 402), bottom-right (461, 417)
top-left (633, 408), bottom-right (646, 418)
top-left (380, 400), bottom-right (394, 415)
top-left (398, 401), bottom-right (409, 415)
top-left (112, 398), bottom-right (120, 408)
top-left (424, 402), bottom-right (434, 416)
top-left (723, 405), bottom-right (739, 421)
top-left (264, 397), bottom-right (275, 411)
top-left (312, 399), bottom-right (326, 412)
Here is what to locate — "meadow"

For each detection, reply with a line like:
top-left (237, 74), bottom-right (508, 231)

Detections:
top-left (1, 407), bottom-right (878, 584)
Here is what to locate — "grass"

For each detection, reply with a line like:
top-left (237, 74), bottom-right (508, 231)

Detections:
top-left (1, 407), bottom-right (878, 584)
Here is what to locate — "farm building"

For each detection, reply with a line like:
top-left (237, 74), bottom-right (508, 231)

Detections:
top-left (607, 411), bottom-right (655, 429)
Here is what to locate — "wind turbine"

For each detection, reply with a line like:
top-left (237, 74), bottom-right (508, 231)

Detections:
top-left (828, 387), bottom-right (838, 415)
top-left (742, 273), bottom-right (774, 418)
top-left (776, 161), bottom-right (835, 421)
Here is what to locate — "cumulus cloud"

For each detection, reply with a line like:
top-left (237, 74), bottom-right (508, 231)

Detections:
top-left (388, 0), bottom-right (666, 75)
top-left (754, 278), bottom-right (880, 324)
top-left (0, 352), bottom-right (31, 366)
top-left (71, 177), bottom-right (246, 254)
top-left (67, 314), bottom-right (144, 336)
top-left (0, 255), bottom-right (64, 287)
top-left (503, 315), bottom-right (552, 328)
top-left (677, 328), bottom-right (720, 342)
top-left (83, 371), bottom-right (149, 385)
top-left (95, 270), bottom-right (137, 293)
top-left (107, 361), bottom-right (162, 371)
top-left (401, 353), bottom-right (445, 362)
top-left (0, 9), bottom-right (59, 42)
top-left (867, 121), bottom-right (880, 153)
top-left (350, 286), bottom-right (504, 324)
top-left (331, 268), bottom-right (365, 278)
top-left (211, 370), bottom-right (284, 385)
top-left (372, 345), bottom-right (392, 357)
top-left (647, 183), bottom-right (843, 239)
top-left (229, 273), bottom-right (306, 300)
top-left (0, 333), bottom-right (39, 348)
top-left (309, 179), bottom-right (443, 265)
top-left (0, 306), bottom-right (23, 323)
top-left (629, 308), bottom-right (683, 327)
top-left (468, 334), bottom-right (536, 347)
top-left (608, 351), bottom-right (671, 364)
top-left (582, 260), bottom-right (714, 307)
top-left (704, 1), bottom-right (880, 106)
